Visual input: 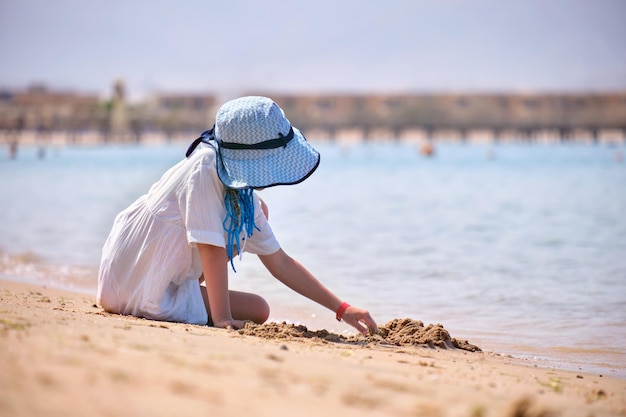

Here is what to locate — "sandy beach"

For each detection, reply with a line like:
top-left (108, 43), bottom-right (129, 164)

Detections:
top-left (0, 279), bottom-right (624, 417)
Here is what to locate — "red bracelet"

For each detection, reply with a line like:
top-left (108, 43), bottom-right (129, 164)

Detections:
top-left (336, 302), bottom-right (350, 321)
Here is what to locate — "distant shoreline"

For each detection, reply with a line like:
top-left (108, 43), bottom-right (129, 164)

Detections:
top-left (1, 128), bottom-right (625, 148)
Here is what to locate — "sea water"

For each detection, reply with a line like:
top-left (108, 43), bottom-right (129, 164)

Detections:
top-left (1, 140), bottom-right (625, 377)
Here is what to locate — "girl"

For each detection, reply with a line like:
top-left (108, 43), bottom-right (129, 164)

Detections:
top-left (97, 96), bottom-right (377, 336)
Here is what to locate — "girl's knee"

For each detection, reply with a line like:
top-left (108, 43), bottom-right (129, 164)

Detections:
top-left (232, 291), bottom-right (270, 324)
top-left (252, 295), bottom-right (270, 324)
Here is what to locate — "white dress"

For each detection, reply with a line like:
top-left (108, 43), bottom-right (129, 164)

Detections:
top-left (97, 145), bottom-right (281, 325)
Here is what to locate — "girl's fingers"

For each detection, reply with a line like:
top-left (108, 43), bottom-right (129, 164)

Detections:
top-left (345, 312), bottom-right (377, 336)
top-left (363, 315), bottom-right (378, 335)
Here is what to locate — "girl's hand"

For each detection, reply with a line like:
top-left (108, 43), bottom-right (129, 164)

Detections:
top-left (213, 318), bottom-right (246, 330)
top-left (342, 306), bottom-right (378, 336)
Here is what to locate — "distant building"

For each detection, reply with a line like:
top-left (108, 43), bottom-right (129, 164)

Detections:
top-left (8, 84), bottom-right (100, 132)
top-left (108, 79), bottom-right (130, 138)
top-left (146, 93), bottom-right (217, 135)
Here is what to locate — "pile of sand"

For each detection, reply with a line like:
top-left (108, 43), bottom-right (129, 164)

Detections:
top-left (239, 317), bottom-right (481, 352)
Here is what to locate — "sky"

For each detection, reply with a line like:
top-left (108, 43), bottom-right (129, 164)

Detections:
top-left (1, 0), bottom-right (625, 100)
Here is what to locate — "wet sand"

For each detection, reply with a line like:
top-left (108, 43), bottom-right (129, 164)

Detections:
top-left (1, 280), bottom-right (624, 417)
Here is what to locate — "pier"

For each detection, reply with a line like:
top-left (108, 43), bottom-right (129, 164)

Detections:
top-left (258, 92), bottom-right (626, 144)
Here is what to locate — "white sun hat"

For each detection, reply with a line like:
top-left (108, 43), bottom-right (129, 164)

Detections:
top-left (187, 96), bottom-right (320, 189)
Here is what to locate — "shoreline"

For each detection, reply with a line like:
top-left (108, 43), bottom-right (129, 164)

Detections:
top-left (1, 270), bottom-right (625, 381)
top-left (1, 279), bottom-right (624, 417)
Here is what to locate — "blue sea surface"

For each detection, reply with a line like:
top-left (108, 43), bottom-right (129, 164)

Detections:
top-left (1, 140), bottom-right (625, 377)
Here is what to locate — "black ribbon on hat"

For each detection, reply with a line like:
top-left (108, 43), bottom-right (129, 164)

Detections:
top-left (185, 127), bottom-right (215, 157)
top-left (186, 126), bottom-right (295, 158)
top-left (219, 127), bottom-right (294, 150)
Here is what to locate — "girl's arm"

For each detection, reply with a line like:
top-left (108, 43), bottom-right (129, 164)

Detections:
top-left (258, 248), bottom-right (378, 336)
top-left (197, 243), bottom-right (245, 329)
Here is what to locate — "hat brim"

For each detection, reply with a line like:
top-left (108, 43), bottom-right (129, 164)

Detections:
top-left (215, 127), bottom-right (320, 189)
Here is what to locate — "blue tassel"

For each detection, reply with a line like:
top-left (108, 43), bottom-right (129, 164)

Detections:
top-left (223, 188), bottom-right (259, 271)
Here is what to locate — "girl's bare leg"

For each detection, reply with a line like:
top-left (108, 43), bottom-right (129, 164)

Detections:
top-left (199, 283), bottom-right (270, 325)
